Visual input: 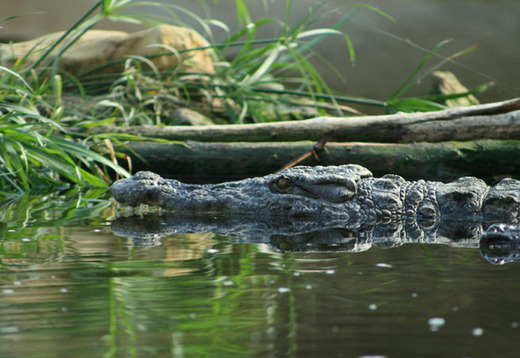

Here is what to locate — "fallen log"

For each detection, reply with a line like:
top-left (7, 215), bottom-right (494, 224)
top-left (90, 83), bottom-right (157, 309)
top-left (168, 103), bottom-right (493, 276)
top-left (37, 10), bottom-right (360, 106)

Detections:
top-left (117, 139), bottom-right (520, 182)
top-left (91, 98), bottom-right (520, 143)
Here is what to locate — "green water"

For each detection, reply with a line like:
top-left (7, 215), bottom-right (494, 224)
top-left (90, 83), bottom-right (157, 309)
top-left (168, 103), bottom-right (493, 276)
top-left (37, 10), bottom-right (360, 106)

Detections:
top-left (1, 192), bottom-right (520, 358)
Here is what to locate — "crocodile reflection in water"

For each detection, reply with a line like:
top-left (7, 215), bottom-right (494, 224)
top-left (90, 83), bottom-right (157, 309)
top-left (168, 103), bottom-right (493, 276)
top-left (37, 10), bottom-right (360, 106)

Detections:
top-left (110, 164), bottom-right (520, 265)
top-left (111, 212), bottom-right (520, 265)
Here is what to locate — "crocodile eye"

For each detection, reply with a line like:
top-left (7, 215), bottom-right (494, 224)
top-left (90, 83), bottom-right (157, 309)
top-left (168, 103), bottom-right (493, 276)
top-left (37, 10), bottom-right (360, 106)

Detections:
top-left (276, 177), bottom-right (293, 190)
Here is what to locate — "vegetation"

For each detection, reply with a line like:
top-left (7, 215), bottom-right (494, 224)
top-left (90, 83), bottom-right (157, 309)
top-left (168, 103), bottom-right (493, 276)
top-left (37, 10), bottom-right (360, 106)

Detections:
top-left (0, 0), bottom-right (487, 193)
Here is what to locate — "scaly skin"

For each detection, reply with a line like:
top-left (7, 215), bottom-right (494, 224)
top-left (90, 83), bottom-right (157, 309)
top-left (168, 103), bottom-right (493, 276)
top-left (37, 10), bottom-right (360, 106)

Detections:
top-left (480, 224), bottom-right (520, 264)
top-left (110, 164), bottom-right (520, 264)
top-left (110, 164), bottom-right (520, 225)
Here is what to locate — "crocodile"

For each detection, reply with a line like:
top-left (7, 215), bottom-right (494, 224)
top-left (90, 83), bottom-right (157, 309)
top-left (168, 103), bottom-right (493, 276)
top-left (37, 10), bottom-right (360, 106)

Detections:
top-left (110, 164), bottom-right (520, 226)
top-left (110, 164), bottom-right (520, 264)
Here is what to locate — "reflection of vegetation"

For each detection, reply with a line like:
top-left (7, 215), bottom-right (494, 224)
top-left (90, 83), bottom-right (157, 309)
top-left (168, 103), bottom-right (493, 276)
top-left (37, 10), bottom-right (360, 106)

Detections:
top-left (101, 244), bottom-right (284, 356)
top-left (0, 199), bottom-right (503, 358)
top-left (0, 189), bottom-right (113, 269)
top-left (0, 191), bottom-right (279, 355)
top-left (0, 188), bottom-right (112, 229)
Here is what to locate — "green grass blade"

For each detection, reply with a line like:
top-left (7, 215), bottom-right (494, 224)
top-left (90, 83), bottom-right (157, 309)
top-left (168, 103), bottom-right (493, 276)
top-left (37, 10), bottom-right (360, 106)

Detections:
top-left (0, 66), bottom-right (35, 94)
top-left (355, 4), bottom-right (396, 22)
top-left (390, 39), bottom-right (451, 100)
top-left (29, 1), bottom-right (103, 71)
top-left (235, 0), bottom-right (252, 26)
top-left (386, 97), bottom-right (448, 113)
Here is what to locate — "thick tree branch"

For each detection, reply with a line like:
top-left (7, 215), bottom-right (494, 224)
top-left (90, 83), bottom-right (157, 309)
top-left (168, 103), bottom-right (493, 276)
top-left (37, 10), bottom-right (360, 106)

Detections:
top-left (90, 98), bottom-right (520, 143)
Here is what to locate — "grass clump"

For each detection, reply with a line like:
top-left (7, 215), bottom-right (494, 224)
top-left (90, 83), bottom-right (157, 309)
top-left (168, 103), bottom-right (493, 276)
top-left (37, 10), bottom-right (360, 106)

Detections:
top-left (0, 0), bottom-right (487, 193)
top-left (0, 66), bottom-right (131, 193)
top-left (0, 0), bottom-right (364, 193)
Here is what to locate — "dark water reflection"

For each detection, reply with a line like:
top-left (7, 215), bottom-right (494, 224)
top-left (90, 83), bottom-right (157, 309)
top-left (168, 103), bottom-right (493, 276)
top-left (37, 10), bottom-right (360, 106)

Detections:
top-left (1, 194), bottom-right (520, 357)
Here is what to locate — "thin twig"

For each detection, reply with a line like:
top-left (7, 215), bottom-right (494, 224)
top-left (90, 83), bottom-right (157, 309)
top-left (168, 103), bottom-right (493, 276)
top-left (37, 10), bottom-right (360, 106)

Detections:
top-left (276, 132), bottom-right (332, 172)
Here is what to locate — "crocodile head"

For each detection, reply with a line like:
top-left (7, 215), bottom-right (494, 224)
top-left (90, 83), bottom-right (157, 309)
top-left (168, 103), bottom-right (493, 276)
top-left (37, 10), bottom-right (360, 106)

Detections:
top-left (110, 164), bottom-right (373, 219)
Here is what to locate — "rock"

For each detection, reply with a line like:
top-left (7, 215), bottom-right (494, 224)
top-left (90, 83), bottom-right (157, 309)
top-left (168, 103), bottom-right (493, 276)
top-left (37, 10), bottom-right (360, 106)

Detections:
top-left (0, 25), bottom-right (214, 77)
top-left (431, 71), bottom-right (479, 107)
top-left (169, 108), bottom-right (214, 126)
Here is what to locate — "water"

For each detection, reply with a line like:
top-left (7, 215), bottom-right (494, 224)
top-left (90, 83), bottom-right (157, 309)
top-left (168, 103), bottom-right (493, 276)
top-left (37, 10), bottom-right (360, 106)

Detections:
top-left (1, 193), bottom-right (520, 358)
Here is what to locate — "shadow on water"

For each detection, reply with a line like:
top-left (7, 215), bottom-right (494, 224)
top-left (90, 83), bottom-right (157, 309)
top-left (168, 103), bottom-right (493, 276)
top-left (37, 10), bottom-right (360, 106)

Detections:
top-left (1, 194), bottom-right (520, 357)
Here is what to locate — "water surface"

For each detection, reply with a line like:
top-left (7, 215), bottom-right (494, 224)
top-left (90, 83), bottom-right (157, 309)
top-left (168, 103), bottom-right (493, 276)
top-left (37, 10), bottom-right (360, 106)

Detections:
top-left (1, 193), bottom-right (519, 358)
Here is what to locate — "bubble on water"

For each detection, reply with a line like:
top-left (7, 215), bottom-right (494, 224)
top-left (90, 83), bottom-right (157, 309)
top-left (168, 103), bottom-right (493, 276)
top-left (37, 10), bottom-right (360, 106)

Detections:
top-left (13, 281), bottom-right (21, 286)
top-left (428, 317), bottom-right (445, 325)
top-left (325, 269), bottom-right (335, 275)
top-left (60, 288), bottom-right (68, 293)
top-left (0, 326), bottom-right (19, 334)
top-left (428, 317), bottom-right (445, 331)
top-left (277, 287), bottom-right (290, 294)
top-left (368, 304), bottom-right (377, 310)
top-left (2, 289), bottom-right (14, 294)
top-left (511, 322), bottom-right (519, 329)
top-left (223, 280), bottom-right (234, 286)
top-left (293, 272), bottom-right (300, 276)
top-left (411, 293), bottom-right (418, 298)
top-left (472, 327), bottom-right (484, 336)
top-left (376, 263), bottom-right (392, 268)
top-left (305, 285), bottom-right (312, 290)
top-left (207, 248), bottom-right (219, 254)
